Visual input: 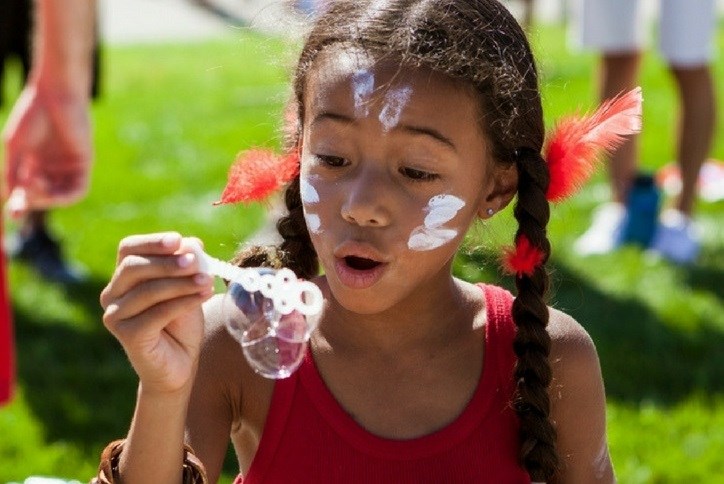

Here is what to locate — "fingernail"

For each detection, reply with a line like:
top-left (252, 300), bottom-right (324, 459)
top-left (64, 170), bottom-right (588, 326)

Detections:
top-left (178, 253), bottom-right (195, 268)
top-left (194, 273), bottom-right (210, 285)
top-left (162, 233), bottom-right (179, 247)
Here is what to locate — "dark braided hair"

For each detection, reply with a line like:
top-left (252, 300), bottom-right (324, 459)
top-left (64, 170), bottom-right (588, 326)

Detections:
top-left (511, 147), bottom-right (557, 479)
top-left (236, 1), bottom-right (557, 478)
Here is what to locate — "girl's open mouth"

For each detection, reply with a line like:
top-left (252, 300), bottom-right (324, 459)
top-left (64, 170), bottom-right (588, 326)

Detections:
top-left (344, 256), bottom-right (382, 271)
top-left (335, 255), bottom-right (387, 289)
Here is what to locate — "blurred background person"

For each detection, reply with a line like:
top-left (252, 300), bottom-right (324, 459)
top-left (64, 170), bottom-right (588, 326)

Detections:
top-left (1, 0), bottom-right (100, 284)
top-left (570, 0), bottom-right (717, 264)
top-left (0, 0), bottom-right (97, 406)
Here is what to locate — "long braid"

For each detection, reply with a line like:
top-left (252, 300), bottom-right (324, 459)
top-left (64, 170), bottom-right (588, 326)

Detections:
top-left (511, 147), bottom-right (558, 481)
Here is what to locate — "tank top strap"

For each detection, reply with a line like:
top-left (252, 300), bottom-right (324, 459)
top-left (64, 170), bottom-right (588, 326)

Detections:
top-left (478, 284), bottom-right (517, 396)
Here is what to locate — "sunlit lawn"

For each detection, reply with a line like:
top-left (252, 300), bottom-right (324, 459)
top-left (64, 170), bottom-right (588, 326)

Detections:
top-left (1, 22), bottom-right (722, 483)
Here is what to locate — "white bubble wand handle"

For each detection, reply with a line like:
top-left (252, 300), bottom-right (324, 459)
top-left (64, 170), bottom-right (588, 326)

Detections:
top-left (188, 243), bottom-right (323, 317)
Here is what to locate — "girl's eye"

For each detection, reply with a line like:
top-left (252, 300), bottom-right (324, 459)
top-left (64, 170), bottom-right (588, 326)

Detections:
top-left (315, 154), bottom-right (347, 167)
top-left (400, 167), bottom-right (439, 181)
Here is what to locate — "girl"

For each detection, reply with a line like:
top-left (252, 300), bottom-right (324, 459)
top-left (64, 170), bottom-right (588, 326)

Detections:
top-left (98, 0), bottom-right (633, 482)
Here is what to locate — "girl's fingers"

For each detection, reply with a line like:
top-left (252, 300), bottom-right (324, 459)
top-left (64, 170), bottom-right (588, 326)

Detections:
top-left (101, 234), bottom-right (208, 309)
top-left (116, 232), bottom-right (183, 265)
top-left (100, 252), bottom-right (198, 308)
top-left (105, 292), bottom-right (211, 350)
top-left (103, 272), bottom-right (213, 324)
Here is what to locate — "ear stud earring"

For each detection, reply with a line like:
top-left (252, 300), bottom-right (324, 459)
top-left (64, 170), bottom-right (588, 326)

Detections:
top-left (486, 208), bottom-right (495, 216)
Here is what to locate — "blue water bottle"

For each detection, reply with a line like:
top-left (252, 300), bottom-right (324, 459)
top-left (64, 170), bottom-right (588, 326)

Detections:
top-left (619, 173), bottom-right (661, 248)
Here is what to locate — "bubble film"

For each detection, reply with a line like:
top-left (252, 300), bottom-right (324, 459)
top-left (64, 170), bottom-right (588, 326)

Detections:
top-left (223, 276), bottom-right (317, 379)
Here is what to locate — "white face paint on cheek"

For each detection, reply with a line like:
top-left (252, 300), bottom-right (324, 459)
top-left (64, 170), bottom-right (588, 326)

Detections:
top-left (407, 195), bottom-right (466, 251)
top-left (305, 213), bottom-right (322, 233)
top-left (408, 227), bottom-right (458, 251)
top-left (301, 176), bottom-right (323, 234)
top-left (378, 85), bottom-right (413, 132)
top-left (351, 70), bottom-right (375, 118)
top-left (300, 177), bottom-right (320, 204)
top-left (424, 195), bottom-right (466, 226)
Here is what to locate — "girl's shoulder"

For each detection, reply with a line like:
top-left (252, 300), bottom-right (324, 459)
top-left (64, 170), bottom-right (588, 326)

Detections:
top-left (200, 294), bottom-right (244, 380)
top-left (545, 308), bottom-right (615, 481)
top-left (545, 307), bottom-right (606, 432)
top-left (198, 295), bottom-right (275, 420)
top-left (470, 283), bottom-right (598, 367)
top-left (546, 307), bottom-right (599, 367)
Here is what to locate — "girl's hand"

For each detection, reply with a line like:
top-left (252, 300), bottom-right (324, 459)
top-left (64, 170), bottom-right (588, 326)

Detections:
top-left (100, 232), bottom-right (215, 395)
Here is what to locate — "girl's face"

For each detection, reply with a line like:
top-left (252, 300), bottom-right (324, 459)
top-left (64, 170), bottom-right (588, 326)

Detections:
top-left (300, 51), bottom-right (513, 314)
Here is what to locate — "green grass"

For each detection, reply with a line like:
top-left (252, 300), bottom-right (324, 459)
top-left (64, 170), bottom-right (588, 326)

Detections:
top-left (1, 22), bottom-right (723, 483)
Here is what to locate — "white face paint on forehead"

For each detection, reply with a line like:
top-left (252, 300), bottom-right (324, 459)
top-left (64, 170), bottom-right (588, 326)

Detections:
top-left (301, 175), bottom-right (323, 234)
top-left (408, 194), bottom-right (466, 251)
top-left (351, 70), bottom-right (375, 118)
top-left (379, 85), bottom-right (413, 132)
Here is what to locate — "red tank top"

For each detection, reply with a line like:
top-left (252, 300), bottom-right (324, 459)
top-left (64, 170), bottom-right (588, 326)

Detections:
top-left (235, 284), bottom-right (530, 483)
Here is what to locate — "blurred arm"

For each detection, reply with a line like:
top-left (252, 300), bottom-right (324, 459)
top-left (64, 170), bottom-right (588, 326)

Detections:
top-left (31, 0), bottom-right (97, 98)
top-left (2, 0), bottom-right (97, 213)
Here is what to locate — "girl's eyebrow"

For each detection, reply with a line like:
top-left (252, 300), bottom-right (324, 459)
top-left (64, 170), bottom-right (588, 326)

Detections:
top-left (310, 110), bottom-right (353, 127)
top-left (311, 112), bottom-right (457, 152)
top-left (397, 124), bottom-right (457, 152)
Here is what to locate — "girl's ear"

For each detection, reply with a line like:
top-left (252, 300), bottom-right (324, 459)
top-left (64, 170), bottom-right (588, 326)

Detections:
top-left (477, 163), bottom-right (518, 218)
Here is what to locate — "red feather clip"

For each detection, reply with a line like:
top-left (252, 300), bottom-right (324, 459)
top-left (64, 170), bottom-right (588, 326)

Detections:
top-left (545, 87), bottom-right (643, 202)
top-left (213, 148), bottom-right (300, 205)
top-left (501, 235), bottom-right (546, 277)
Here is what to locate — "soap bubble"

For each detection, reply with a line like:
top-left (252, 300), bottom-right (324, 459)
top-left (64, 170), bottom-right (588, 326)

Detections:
top-left (222, 271), bottom-right (319, 379)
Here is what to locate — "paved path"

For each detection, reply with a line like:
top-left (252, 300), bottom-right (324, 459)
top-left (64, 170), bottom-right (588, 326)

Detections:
top-left (98, 0), bottom-right (300, 44)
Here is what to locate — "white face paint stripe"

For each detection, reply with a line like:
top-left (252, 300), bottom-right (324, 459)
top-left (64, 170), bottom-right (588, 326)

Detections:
top-left (423, 195), bottom-right (466, 227)
top-left (407, 195), bottom-right (466, 251)
top-left (408, 227), bottom-right (458, 251)
top-left (301, 176), bottom-right (322, 233)
top-left (305, 213), bottom-right (322, 234)
top-left (300, 177), bottom-right (320, 204)
top-left (379, 85), bottom-right (413, 132)
top-left (352, 70), bottom-right (375, 118)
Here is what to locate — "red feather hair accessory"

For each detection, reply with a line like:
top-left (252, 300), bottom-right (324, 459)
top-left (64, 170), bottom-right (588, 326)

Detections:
top-left (501, 235), bottom-right (546, 277)
top-left (501, 88), bottom-right (642, 277)
top-left (545, 87), bottom-right (642, 202)
top-left (213, 148), bottom-right (300, 205)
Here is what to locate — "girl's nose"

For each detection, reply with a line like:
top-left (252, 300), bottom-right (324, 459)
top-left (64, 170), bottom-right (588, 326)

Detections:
top-left (340, 170), bottom-right (392, 227)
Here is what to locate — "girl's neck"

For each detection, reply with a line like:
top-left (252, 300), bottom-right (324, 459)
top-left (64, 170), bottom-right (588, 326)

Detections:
top-left (315, 277), bottom-right (484, 357)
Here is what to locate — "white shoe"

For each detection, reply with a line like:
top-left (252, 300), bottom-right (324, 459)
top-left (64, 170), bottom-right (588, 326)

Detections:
top-left (574, 203), bottom-right (626, 256)
top-left (649, 209), bottom-right (700, 264)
